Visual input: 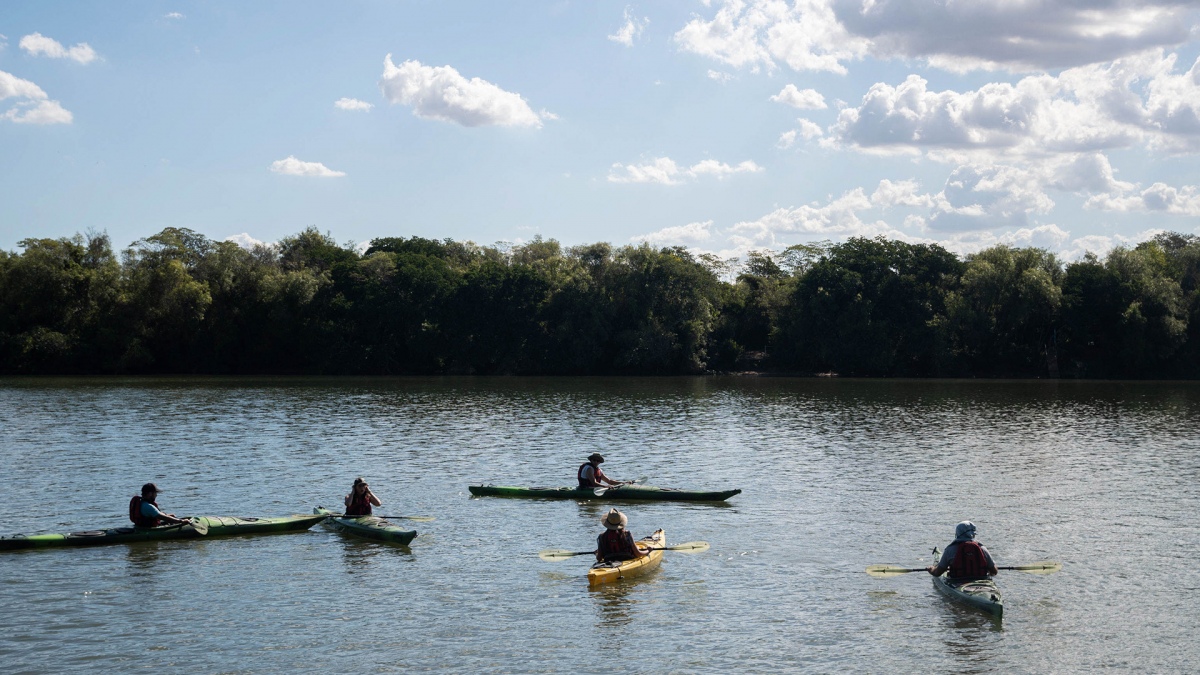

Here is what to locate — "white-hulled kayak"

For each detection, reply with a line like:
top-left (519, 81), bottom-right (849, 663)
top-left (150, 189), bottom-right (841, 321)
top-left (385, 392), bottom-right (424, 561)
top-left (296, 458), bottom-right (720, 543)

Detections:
top-left (587, 529), bottom-right (664, 587)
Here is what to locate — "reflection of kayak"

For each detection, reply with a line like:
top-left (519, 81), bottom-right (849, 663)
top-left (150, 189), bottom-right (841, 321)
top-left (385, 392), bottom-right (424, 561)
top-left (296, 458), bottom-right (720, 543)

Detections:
top-left (468, 484), bottom-right (741, 502)
top-left (0, 514), bottom-right (328, 551)
top-left (313, 507), bottom-right (417, 545)
top-left (932, 573), bottom-right (1004, 618)
top-left (587, 529), bottom-right (665, 587)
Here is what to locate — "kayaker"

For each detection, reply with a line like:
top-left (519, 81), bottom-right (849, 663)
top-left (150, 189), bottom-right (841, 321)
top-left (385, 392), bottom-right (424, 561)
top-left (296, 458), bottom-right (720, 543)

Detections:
top-left (129, 483), bottom-right (190, 528)
top-left (927, 521), bottom-right (999, 581)
top-left (578, 453), bottom-right (623, 489)
top-left (344, 477), bottom-right (382, 516)
top-left (595, 508), bottom-right (647, 563)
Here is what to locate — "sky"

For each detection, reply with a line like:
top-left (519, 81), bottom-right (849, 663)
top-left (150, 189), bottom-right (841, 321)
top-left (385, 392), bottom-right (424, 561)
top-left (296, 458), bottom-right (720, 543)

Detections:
top-left (3, 1), bottom-right (1200, 263)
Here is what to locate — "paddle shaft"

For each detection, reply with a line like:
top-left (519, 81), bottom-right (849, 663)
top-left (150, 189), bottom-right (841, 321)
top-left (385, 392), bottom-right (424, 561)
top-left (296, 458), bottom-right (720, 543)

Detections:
top-left (323, 513), bottom-right (433, 521)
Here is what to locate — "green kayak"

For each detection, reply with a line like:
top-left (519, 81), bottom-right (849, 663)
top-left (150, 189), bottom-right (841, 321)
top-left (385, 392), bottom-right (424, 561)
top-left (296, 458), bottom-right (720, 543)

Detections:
top-left (0, 513), bottom-right (328, 551)
top-left (314, 507), bottom-right (417, 545)
top-left (933, 573), bottom-right (1004, 618)
top-left (468, 484), bottom-right (741, 502)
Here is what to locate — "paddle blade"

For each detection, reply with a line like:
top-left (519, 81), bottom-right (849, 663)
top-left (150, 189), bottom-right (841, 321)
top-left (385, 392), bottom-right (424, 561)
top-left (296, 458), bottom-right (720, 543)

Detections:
top-left (189, 520), bottom-right (208, 536)
top-left (395, 515), bottom-right (436, 522)
top-left (538, 549), bottom-right (592, 561)
top-left (865, 564), bottom-right (924, 578)
top-left (664, 541), bottom-right (709, 553)
top-left (592, 487), bottom-right (607, 496)
top-left (1004, 561), bottom-right (1062, 575)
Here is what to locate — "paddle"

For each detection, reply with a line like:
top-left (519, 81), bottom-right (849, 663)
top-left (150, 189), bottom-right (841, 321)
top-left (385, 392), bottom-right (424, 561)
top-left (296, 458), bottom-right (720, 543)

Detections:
top-left (315, 507), bottom-right (435, 522)
top-left (865, 560), bottom-right (1062, 578)
top-left (538, 540), bottom-right (710, 561)
top-left (592, 476), bottom-right (649, 496)
top-left (161, 519), bottom-right (207, 536)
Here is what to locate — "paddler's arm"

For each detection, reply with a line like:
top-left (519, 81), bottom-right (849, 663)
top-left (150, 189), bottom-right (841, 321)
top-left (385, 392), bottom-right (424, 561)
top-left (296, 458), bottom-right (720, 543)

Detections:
top-left (927, 545), bottom-right (954, 575)
top-left (981, 545), bottom-right (999, 576)
top-left (366, 491), bottom-right (382, 507)
top-left (595, 468), bottom-right (622, 487)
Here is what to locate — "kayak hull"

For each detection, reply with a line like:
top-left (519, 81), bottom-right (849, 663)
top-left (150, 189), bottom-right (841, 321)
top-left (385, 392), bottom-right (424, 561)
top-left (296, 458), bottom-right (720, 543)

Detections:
top-left (0, 514), bottom-right (326, 551)
top-left (314, 507), bottom-right (417, 545)
top-left (933, 574), bottom-right (1004, 618)
top-left (587, 529), bottom-right (665, 587)
top-left (469, 484), bottom-right (740, 502)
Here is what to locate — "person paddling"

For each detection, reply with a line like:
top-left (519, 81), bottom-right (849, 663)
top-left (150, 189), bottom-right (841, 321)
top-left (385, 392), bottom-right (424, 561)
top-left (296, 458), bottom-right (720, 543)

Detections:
top-left (595, 508), bottom-right (647, 563)
top-left (128, 483), bottom-right (191, 528)
top-left (927, 521), bottom-right (999, 581)
top-left (344, 477), bottom-right (382, 516)
top-left (577, 453), bottom-right (623, 489)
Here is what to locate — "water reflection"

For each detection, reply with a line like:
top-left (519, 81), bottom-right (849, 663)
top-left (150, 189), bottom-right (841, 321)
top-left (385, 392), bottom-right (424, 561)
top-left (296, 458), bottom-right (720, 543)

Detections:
top-left (124, 543), bottom-right (165, 579)
top-left (337, 537), bottom-right (414, 574)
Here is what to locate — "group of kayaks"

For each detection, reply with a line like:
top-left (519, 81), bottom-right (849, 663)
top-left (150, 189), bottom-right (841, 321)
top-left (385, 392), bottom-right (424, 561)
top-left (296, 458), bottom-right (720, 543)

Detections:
top-left (0, 510), bottom-right (419, 551)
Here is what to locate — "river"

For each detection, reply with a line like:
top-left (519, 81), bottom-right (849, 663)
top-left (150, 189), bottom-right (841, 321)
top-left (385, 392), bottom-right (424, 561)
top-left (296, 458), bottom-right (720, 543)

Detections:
top-left (0, 377), bottom-right (1196, 673)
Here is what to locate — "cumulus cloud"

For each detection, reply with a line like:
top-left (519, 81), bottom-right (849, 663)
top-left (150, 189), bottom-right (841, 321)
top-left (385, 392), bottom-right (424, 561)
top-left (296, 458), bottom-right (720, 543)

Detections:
top-left (827, 52), bottom-right (1200, 159)
top-left (379, 56), bottom-right (546, 128)
top-left (777, 130), bottom-right (798, 148)
top-left (335, 97), bottom-right (374, 111)
top-left (632, 220), bottom-right (716, 246)
top-left (269, 156), bottom-right (346, 177)
top-left (0, 70), bottom-right (72, 124)
top-left (164, 12), bottom-right (185, 20)
top-left (770, 84), bottom-right (826, 109)
top-left (226, 233), bottom-right (270, 250)
top-left (674, 0), bottom-right (1197, 74)
top-left (1085, 182), bottom-right (1200, 215)
top-left (608, 157), bottom-right (763, 184)
top-left (674, 0), bottom-right (869, 75)
top-left (19, 32), bottom-right (98, 64)
top-left (609, 7), bottom-right (649, 47)
top-left (708, 70), bottom-right (733, 83)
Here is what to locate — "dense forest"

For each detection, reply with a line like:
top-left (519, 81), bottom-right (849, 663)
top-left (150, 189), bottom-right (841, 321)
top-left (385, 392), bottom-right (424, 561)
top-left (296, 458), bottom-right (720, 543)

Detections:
top-left (2, 227), bottom-right (1199, 378)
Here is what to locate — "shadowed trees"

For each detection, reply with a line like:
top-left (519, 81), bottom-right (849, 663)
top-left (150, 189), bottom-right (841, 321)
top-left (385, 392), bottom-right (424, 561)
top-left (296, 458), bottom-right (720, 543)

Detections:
top-left (2, 227), bottom-right (1200, 378)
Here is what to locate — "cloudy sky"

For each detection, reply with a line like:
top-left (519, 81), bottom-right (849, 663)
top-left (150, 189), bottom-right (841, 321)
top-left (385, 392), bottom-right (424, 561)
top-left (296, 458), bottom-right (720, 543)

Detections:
top-left (3, 1), bottom-right (1200, 261)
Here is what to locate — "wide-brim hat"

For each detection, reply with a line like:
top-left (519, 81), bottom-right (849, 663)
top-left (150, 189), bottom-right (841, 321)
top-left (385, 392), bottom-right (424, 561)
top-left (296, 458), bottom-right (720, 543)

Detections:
top-left (588, 453), bottom-right (605, 463)
top-left (601, 508), bottom-right (627, 530)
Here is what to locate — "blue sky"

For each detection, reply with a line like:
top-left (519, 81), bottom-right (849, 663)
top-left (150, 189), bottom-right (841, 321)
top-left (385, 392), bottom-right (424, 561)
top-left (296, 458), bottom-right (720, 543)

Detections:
top-left (3, 1), bottom-right (1200, 262)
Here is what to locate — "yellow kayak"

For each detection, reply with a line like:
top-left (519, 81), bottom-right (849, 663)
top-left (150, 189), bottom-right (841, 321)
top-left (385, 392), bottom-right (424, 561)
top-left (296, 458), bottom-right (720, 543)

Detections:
top-left (587, 529), bottom-right (664, 587)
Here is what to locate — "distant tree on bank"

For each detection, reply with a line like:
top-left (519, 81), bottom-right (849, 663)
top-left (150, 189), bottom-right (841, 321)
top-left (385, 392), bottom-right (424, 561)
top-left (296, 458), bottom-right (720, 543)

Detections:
top-left (2, 227), bottom-right (1199, 378)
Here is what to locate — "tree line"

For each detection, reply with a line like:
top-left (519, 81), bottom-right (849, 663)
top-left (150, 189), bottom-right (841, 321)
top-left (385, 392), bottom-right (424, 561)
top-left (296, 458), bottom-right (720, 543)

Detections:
top-left (2, 227), bottom-right (1198, 378)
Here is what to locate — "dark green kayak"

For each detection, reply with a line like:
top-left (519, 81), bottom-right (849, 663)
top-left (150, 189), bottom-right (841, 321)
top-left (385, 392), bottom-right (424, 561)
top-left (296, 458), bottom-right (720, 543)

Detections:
top-left (314, 507), bottom-right (417, 545)
top-left (468, 484), bottom-right (741, 502)
top-left (0, 513), bottom-right (328, 551)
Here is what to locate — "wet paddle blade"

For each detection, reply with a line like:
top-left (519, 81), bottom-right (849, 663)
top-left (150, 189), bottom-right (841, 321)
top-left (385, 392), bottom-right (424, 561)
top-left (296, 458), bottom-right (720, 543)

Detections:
top-left (661, 541), bottom-right (709, 553)
top-left (189, 520), bottom-right (208, 536)
top-left (538, 549), bottom-right (592, 561)
top-left (865, 564), bottom-right (924, 578)
top-left (1002, 561), bottom-right (1062, 575)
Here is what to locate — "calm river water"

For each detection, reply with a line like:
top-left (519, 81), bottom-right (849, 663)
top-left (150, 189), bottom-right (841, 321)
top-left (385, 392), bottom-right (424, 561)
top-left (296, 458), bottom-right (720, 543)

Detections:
top-left (0, 377), bottom-right (1197, 673)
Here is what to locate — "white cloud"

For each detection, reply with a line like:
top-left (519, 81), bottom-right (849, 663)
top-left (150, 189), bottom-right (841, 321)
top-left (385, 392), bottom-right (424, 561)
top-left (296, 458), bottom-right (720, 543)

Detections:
top-left (2, 99), bottom-right (72, 124)
top-left (708, 70), bottom-right (733, 83)
top-left (871, 179), bottom-right (934, 209)
top-left (164, 12), bottom-right (185, 20)
top-left (609, 7), bottom-right (649, 47)
top-left (777, 130), bottom-right (797, 148)
top-left (335, 97), bottom-right (374, 111)
top-left (727, 187), bottom-right (908, 250)
top-left (226, 233), bottom-right (270, 250)
top-left (0, 69), bottom-right (71, 124)
top-left (1085, 182), bottom-right (1200, 215)
top-left (632, 220), bottom-right (716, 246)
top-left (0, 34), bottom-right (7, 50)
top-left (608, 157), bottom-right (763, 184)
top-left (828, 53), bottom-right (1200, 160)
top-left (926, 164), bottom-right (1055, 232)
top-left (796, 118), bottom-right (823, 140)
top-left (379, 55), bottom-right (545, 128)
top-left (19, 32), bottom-right (98, 65)
top-left (269, 156), bottom-right (346, 177)
top-left (770, 84), bottom-right (826, 109)
top-left (675, 0), bottom-right (1197, 74)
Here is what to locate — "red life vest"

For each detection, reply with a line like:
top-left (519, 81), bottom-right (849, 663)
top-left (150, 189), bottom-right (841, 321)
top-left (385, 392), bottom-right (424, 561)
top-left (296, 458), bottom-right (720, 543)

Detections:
top-left (578, 462), bottom-right (599, 488)
top-left (597, 529), bottom-right (638, 561)
top-left (949, 541), bottom-right (988, 579)
top-left (345, 491), bottom-right (373, 516)
top-left (129, 496), bottom-right (162, 528)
